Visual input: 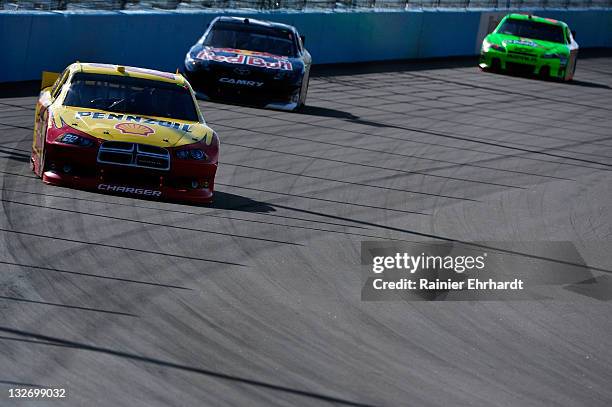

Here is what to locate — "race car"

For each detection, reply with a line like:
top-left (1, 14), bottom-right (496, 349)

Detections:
top-left (479, 14), bottom-right (578, 81)
top-left (31, 62), bottom-right (219, 204)
top-left (182, 16), bottom-right (312, 111)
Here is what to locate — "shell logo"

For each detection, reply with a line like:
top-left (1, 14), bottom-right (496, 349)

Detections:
top-left (114, 122), bottom-right (154, 137)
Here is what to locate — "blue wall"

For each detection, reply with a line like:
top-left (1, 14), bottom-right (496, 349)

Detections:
top-left (0, 9), bottom-right (611, 83)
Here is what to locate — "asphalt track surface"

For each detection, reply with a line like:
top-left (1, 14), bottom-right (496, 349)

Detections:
top-left (0, 55), bottom-right (611, 407)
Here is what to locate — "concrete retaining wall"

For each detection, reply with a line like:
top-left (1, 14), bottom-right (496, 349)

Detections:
top-left (0, 9), bottom-right (610, 83)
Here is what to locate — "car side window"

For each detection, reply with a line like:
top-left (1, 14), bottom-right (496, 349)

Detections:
top-left (297, 34), bottom-right (303, 54)
top-left (51, 69), bottom-right (70, 99)
top-left (565, 27), bottom-right (571, 44)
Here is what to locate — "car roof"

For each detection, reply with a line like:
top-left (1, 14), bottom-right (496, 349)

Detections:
top-left (69, 62), bottom-right (187, 85)
top-left (214, 16), bottom-right (297, 32)
top-left (505, 13), bottom-right (568, 28)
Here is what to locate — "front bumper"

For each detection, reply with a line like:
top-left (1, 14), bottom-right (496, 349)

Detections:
top-left (43, 143), bottom-right (217, 204)
top-left (479, 50), bottom-right (568, 79)
top-left (184, 68), bottom-right (301, 111)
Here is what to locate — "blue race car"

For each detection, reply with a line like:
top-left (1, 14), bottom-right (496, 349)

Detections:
top-left (183, 16), bottom-right (312, 111)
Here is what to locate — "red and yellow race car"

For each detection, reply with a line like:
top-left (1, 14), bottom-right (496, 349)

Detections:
top-left (32, 62), bottom-right (219, 204)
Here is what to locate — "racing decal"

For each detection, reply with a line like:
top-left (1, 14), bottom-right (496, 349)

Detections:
top-left (196, 48), bottom-right (293, 71)
top-left (199, 52), bottom-right (247, 65)
top-left (219, 78), bottom-right (264, 87)
top-left (75, 112), bottom-right (192, 133)
top-left (115, 122), bottom-right (155, 136)
top-left (245, 56), bottom-right (290, 70)
top-left (203, 47), bottom-right (287, 58)
top-left (98, 184), bottom-right (162, 196)
top-left (506, 39), bottom-right (540, 47)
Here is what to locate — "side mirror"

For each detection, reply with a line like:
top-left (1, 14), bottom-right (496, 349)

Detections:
top-left (300, 35), bottom-right (306, 46)
top-left (571, 30), bottom-right (576, 39)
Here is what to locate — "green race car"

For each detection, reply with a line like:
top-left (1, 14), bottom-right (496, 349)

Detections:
top-left (479, 14), bottom-right (579, 81)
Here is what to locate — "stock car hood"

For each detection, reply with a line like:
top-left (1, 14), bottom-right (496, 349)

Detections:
top-left (188, 46), bottom-right (304, 76)
top-left (51, 106), bottom-right (214, 147)
top-left (487, 33), bottom-right (569, 55)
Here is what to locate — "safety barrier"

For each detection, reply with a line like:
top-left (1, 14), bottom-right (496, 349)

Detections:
top-left (0, 8), bottom-right (611, 82)
top-left (3, 0), bottom-right (612, 10)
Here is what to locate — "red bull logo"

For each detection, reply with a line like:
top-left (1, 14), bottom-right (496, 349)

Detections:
top-left (196, 48), bottom-right (293, 71)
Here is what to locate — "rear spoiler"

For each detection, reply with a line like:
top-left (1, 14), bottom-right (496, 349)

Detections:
top-left (41, 71), bottom-right (60, 90)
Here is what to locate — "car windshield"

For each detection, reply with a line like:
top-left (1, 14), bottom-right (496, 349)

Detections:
top-left (64, 73), bottom-right (199, 122)
top-left (497, 19), bottom-right (566, 43)
top-left (203, 21), bottom-right (297, 57)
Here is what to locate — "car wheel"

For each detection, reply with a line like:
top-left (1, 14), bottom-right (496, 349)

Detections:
top-left (295, 75), bottom-right (310, 112)
top-left (539, 66), bottom-right (551, 80)
top-left (37, 142), bottom-right (48, 178)
top-left (568, 59), bottom-right (577, 81)
top-left (490, 58), bottom-right (501, 73)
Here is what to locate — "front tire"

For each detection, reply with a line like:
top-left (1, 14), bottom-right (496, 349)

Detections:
top-left (295, 74), bottom-right (310, 112)
top-left (37, 142), bottom-right (48, 178)
top-left (567, 59), bottom-right (577, 81)
top-left (539, 66), bottom-right (551, 80)
top-left (490, 58), bottom-right (502, 73)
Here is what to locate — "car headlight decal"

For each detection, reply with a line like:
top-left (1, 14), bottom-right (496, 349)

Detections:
top-left (190, 149), bottom-right (205, 160)
top-left (542, 53), bottom-right (563, 59)
top-left (542, 53), bottom-right (569, 65)
top-left (176, 150), bottom-right (189, 159)
top-left (175, 148), bottom-right (207, 161)
top-left (57, 133), bottom-right (95, 147)
top-left (482, 40), bottom-right (505, 53)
